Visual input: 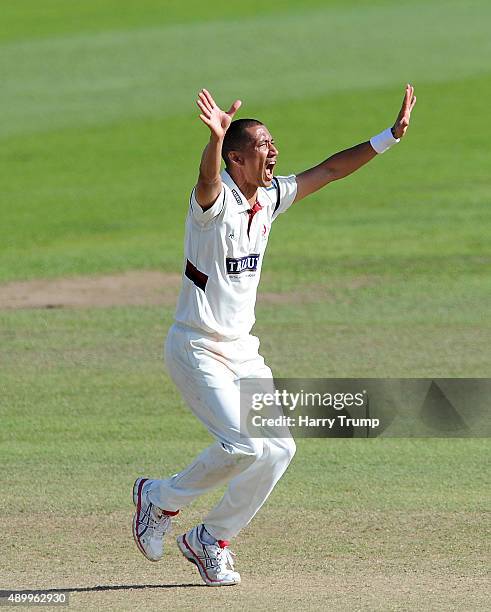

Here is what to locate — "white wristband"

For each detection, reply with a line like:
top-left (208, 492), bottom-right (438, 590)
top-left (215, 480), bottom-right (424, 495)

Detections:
top-left (370, 127), bottom-right (400, 154)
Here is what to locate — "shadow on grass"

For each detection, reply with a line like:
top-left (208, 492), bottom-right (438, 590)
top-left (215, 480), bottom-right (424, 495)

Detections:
top-left (0, 584), bottom-right (204, 595)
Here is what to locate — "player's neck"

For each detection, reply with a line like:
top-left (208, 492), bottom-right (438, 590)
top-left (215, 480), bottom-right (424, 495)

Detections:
top-left (226, 169), bottom-right (258, 207)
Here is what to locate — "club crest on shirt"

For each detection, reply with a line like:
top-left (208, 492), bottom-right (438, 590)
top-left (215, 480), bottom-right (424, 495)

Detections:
top-left (226, 253), bottom-right (260, 274)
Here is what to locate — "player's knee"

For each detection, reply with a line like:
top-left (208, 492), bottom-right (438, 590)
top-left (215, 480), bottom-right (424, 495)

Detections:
top-left (280, 438), bottom-right (296, 464)
top-left (267, 437), bottom-right (296, 466)
top-left (284, 438), bottom-right (296, 462)
top-left (221, 439), bottom-right (264, 467)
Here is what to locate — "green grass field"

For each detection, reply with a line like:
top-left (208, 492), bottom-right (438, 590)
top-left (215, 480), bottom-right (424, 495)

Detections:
top-left (1, 1), bottom-right (490, 609)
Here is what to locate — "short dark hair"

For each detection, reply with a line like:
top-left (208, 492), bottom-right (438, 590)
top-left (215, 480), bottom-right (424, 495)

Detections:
top-left (222, 118), bottom-right (264, 167)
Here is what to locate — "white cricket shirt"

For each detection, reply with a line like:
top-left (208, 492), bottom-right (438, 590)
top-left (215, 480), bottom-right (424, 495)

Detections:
top-left (174, 169), bottom-right (297, 340)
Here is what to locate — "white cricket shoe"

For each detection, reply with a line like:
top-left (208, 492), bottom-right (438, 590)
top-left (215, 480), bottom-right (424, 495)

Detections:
top-left (176, 524), bottom-right (241, 587)
top-left (132, 477), bottom-right (178, 562)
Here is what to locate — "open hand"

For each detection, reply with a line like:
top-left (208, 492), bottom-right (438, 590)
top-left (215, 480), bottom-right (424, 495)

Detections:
top-left (196, 89), bottom-right (242, 140)
top-left (392, 84), bottom-right (417, 139)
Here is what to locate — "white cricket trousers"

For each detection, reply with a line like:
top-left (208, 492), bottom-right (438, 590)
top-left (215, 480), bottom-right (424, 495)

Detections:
top-left (147, 322), bottom-right (296, 541)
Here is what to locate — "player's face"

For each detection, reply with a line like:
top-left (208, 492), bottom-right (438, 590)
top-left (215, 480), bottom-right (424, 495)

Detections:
top-left (242, 125), bottom-right (279, 187)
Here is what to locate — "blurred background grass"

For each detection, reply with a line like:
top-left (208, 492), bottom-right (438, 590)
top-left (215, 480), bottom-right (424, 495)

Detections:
top-left (1, 0), bottom-right (490, 283)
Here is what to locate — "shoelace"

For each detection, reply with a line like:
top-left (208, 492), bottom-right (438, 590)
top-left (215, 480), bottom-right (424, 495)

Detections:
top-left (216, 546), bottom-right (236, 571)
top-left (152, 509), bottom-right (172, 536)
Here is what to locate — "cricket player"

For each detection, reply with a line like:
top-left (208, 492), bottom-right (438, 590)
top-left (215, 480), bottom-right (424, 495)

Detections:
top-left (133, 85), bottom-right (417, 586)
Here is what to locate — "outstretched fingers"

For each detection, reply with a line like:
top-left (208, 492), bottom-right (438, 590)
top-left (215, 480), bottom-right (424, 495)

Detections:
top-left (405, 84), bottom-right (416, 112)
top-left (195, 89), bottom-right (243, 134)
top-left (392, 83), bottom-right (416, 138)
top-left (398, 84), bottom-right (416, 121)
top-left (198, 113), bottom-right (212, 127)
top-left (202, 88), bottom-right (217, 110)
top-left (198, 90), bottom-right (213, 113)
top-left (226, 99), bottom-right (242, 118)
top-left (197, 97), bottom-right (212, 118)
top-left (401, 84), bottom-right (410, 112)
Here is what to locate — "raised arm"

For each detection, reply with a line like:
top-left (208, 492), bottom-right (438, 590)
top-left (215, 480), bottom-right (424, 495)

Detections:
top-left (294, 84), bottom-right (417, 203)
top-left (195, 89), bottom-right (241, 210)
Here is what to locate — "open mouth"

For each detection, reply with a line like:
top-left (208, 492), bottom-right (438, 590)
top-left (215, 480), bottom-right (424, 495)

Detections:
top-left (265, 160), bottom-right (276, 181)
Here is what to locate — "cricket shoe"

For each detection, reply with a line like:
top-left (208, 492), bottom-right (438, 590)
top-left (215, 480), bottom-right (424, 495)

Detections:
top-left (132, 477), bottom-right (178, 562)
top-left (176, 524), bottom-right (241, 587)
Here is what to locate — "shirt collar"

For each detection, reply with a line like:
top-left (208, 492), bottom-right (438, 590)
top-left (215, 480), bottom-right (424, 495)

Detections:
top-left (221, 169), bottom-right (258, 213)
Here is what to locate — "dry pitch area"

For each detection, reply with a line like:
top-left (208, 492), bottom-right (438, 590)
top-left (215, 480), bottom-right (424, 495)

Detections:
top-left (0, 271), bottom-right (374, 310)
top-left (2, 507), bottom-right (488, 611)
top-left (0, 271), bottom-right (181, 310)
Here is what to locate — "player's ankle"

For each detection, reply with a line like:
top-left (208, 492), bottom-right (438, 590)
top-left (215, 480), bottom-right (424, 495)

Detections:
top-left (199, 524), bottom-right (218, 545)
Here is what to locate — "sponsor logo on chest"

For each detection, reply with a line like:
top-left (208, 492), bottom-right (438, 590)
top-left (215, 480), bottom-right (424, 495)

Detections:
top-left (226, 253), bottom-right (260, 275)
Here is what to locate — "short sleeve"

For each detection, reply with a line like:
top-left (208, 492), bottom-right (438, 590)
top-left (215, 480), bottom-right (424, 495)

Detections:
top-left (271, 175), bottom-right (298, 220)
top-left (189, 186), bottom-right (226, 225)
